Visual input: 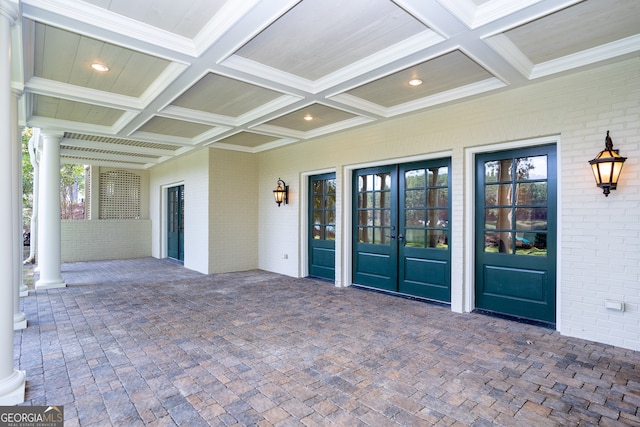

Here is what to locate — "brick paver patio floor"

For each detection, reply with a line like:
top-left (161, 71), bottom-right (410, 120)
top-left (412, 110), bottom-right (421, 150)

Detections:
top-left (14, 258), bottom-right (640, 426)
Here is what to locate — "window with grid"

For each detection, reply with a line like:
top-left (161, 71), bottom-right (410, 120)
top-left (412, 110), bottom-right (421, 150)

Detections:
top-left (311, 176), bottom-right (336, 241)
top-left (403, 165), bottom-right (449, 249)
top-left (483, 155), bottom-right (549, 256)
top-left (356, 172), bottom-right (392, 245)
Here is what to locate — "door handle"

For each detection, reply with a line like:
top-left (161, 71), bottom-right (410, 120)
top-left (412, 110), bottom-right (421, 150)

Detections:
top-left (398, 234), bottom-right (404, 241)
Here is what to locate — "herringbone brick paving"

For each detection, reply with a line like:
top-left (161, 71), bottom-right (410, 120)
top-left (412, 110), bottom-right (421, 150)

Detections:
top-left (14, 258), bottom-right (640, 426)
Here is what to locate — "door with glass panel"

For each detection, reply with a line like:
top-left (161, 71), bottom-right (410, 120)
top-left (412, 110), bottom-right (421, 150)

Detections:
top-left (353, 160), bottom-right (451, 302)
top-left (353, 166), bottom-right (398, 291)
top-left (167, 185), bottom-right (184, 261)
top-left (475, 145), bottom-right (556, 324)
top-left (309, 173), bottom-right (336, 280)
top-left (399, 161), bottom-right (451, 301)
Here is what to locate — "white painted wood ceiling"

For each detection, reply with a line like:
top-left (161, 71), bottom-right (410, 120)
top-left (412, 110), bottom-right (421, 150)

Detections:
top-left (12, 0), bottom-right (640, 169)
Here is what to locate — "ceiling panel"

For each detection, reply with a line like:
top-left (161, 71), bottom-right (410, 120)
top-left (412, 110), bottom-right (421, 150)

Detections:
top-left (34, 23), bottom-right (171, 97)
top-left (504, 0), bottom-right (640, 64)
top-left (33, 95), bottom-right (125, 126)
top-left (14, 0), bottom-right (640, 165)
top-left (235, 0), bottom-right (428, 80)
top-left (137, 117), bottom-right (215, 139)
top-left (345, 50), bottom-right (494, 107)
top-left (217, 132), bottom-right (280, 148)
top-left (171, 73), bottom-right (283, 117)
top-left (265, 104), bottom-right (358, 132)
top-left (81, 0), bottom-right (228, 39)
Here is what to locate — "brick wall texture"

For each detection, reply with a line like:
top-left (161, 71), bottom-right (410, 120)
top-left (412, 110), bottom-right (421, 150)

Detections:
top-left (147, 58), bottom-right (640, 350)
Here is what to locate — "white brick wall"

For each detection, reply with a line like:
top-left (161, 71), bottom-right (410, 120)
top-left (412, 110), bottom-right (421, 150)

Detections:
top-left (257, 166), bottom-right (301, 278)
top-left (209, 150), bottom-right (258, 273)
top-left (256, 57), bottom-right (640, 350)
top-left (148, 149), bottom-right (258, 274)
top-left (149, 149), bottom-right (209, 274)
top-left (61, 220), bottom-right (151, 262)
top-left (142, 57), bottom-right (639, 351)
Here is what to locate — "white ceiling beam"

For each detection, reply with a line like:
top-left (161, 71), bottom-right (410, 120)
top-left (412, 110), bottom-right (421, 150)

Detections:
top-left (60, 156), bottom-right (149, 169)
top-left (61, 138), bottom-right (179, 157)
top-left (21, 0), bottom-right (198, 58)
top-left (60, 148), bottom-right (159, 165)
top-left (25, 77), bottom-right (143, 111)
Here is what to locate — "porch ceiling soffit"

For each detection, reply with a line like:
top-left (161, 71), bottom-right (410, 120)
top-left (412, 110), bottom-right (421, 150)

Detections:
top-left (10, 0), bottom-right (639, 169)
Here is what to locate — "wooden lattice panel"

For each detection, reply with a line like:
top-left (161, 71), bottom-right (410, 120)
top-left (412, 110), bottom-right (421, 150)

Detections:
top-left (99, 170), bottom-right (141, 219)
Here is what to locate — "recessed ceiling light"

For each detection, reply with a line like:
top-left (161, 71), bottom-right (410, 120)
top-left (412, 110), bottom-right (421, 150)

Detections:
top-left (91, 63), bottom-right (110, 72)
top-left (408, 79), bottom-right (423, 86)
top-left (303, 114), bottom-right (314, 121)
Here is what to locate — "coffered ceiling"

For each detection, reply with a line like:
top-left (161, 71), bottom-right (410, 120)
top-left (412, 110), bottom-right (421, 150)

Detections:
top-left (11, 0), bottom-right (640, 169)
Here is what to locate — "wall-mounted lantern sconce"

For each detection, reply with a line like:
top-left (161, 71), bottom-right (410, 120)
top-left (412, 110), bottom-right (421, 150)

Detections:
top-left (273, 178), bottom-right (288, 207)
top-left (589, 131), bottom-right (627, 197)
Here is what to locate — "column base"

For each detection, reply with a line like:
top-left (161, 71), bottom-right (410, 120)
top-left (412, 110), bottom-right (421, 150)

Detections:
top-left (14, 312), bottom-right (27, 330)
top-left (0, 370), bottom-right (26, 405)
top-left (35, 279), bottom-right (66, 290)
top-left (19, 284), bottom-right (28, 297)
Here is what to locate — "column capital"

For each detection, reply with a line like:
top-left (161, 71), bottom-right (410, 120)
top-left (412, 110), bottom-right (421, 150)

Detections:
top-left (11, 86), bottom-right (22, 98)
top-left (0, 0), bottom-right (20, 26)
top-left (39, 130), bottom-right (64, 141)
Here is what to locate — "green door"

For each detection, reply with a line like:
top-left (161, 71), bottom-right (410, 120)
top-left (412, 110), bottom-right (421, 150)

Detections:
top-left (168, 185), bottom-right (184, 261)
top-left (399, 161), bottom-right (451, 301)
top-left (353, 166), bottom-right (398, 291)
top-left (353, 160), bottom-right (451, 302)
top-left (309, 173), bottom-right (336, 280)
top-left (475, 145), bottom-right (556, 324)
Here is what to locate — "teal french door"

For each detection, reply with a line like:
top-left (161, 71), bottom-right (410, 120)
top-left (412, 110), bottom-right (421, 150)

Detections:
top-left (475, 145), bottom-right (556, 324)
top-left (168, 185), bottom-right (184, 261)
top-left (353, 159), bottom-right (451, 302)
top-left (308, 173), bottom-right (336, 280)
top-left (353, 166), bottom-right (397, 291)
top-left (400, 162), bottom-right (451, 301)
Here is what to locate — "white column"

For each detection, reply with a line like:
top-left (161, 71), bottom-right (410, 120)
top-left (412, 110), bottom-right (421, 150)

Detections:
top-left (11, 88), bottom-right (26, 330)
top-left (36, 131), bottom-right (67, 290)
top-left (0, 0), bottom-right (26, 405)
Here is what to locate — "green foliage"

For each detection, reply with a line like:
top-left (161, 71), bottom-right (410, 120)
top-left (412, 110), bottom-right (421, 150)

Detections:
top-left (60, 163), bottom-right (85, 219)
top-left (22, 128), bottom-right (33, 205)
top-left (22, 129), bottom-right (34, 229)
top-left (60, 164), bottom-right (85, 188)
top-left (22, 128), bottom-right (86, 224)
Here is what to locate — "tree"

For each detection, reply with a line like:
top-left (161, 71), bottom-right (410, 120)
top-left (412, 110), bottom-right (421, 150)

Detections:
top-left (22, 128), bottom-right (33, 208)
top-left (60, 164), bottom-right (85, 219)
top-left (23, 128), bottom-right (37, 263)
